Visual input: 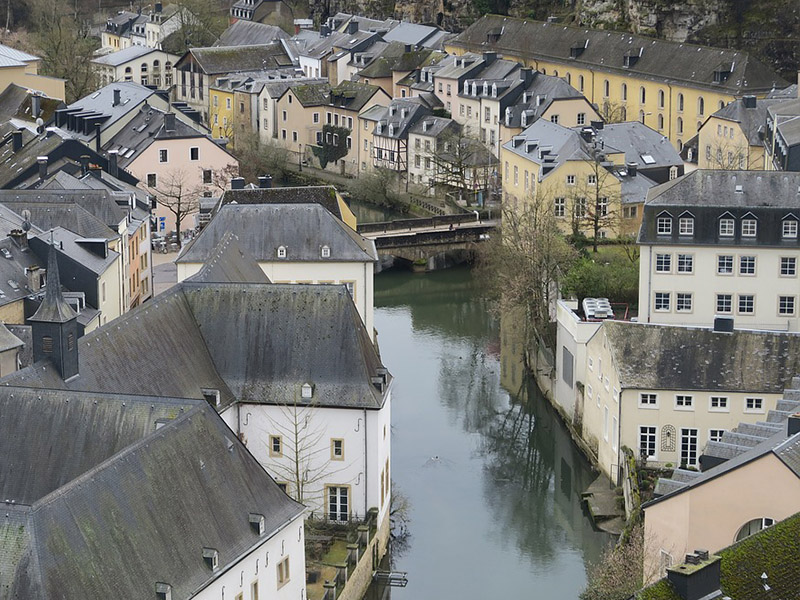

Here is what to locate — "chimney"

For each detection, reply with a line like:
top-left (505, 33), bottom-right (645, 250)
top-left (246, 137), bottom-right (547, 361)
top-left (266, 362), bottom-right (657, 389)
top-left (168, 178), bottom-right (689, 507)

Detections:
top-left (37, 156), bottom-right (48, 181)
top-left (580, 127), bottom-right (594, 142)
top-left (320, 24), bottom-right (330, 37)
top-left (482, 51), bottom-right (497, 64)
top-left (789, 412), bottom-right (800, 436)
top-left (26, 265), bottom-right (42, 292)
top-left (113, 88), bottom-right (121, 107)
top-left (231, 177), bottom-right (245, 190)
top-left (12, 129), bottom-right (22, 152)
top-left (626, 161), bottom-right (638, 176)
top-left (9, 229), bottom-right (27, 250)
top-left (666, 552), bottom-right (721, 600)
top-left (347, 20), bottom-right (358, 34)
top-left (258, 175), bottom-right (272, 188)
top-left (591, 120), bottom-right (604, 130)
top-left (108, 149), bottom-right (119, 178)
top-left (742, 95), bottom-right (757, 109)
top-left (80, 155), bottom-right (90, 176)
top-left (31, 94), bottom-right (41, 119)
top-left (94, 122), bottom-right (102, 152)
top-left (164, 112), bottom-right (176, 132)
top-left (404, 44), bottom-right (412, 53)
top-left (155, 1), bottom-right (162, 12)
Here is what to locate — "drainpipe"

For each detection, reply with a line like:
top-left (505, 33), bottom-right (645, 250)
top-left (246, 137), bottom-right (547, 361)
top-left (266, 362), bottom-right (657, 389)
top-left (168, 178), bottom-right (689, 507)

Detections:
top-left (667, 83), bottom-right (673, 142)
top-left (363, 408), bottom-right (368, 520)
top-left (646, 245), bottom-right (653, 323)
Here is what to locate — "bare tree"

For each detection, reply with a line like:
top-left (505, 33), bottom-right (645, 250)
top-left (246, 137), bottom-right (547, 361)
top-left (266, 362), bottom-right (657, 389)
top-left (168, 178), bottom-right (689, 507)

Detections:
top-left (230, 130), bottom-right (290, 184)
top-left (706, 137), bottom-right (749, 169)
top-left (601, 100), bottom-right (628, 124)
top-left (568, 155), bottom-right (622, 252)
top-left (423, 127), bottom-right (496, 204)
top-left (147, 168), bottom-right (199, 237)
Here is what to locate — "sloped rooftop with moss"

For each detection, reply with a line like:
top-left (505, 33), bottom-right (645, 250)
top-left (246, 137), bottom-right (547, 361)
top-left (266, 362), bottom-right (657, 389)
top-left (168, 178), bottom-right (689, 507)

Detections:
top-left (637, 511), bottom-right (800, 600)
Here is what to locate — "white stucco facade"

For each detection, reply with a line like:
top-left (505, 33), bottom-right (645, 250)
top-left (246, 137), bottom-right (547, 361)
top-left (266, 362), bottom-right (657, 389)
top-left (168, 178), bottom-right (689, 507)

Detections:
top-left (554, 300), bottom-right (602, 422)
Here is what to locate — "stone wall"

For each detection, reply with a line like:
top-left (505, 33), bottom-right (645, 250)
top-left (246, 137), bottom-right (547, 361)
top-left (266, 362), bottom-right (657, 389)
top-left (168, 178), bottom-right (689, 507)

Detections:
top-left (336, 510), bottom-right (391, 600)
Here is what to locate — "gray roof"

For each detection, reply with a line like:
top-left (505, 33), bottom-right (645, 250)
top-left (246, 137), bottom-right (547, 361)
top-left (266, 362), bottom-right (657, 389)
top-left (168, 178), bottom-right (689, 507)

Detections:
top-left (768, 98), bottom-right (800, 146)
top-left (177, 204), bottom-right (377, 264)
top-left (91, 45), bottom-right (163, 67)
top-left (34, 227), bottom-right (119, 276)
top-left (187, 232), bottom-right (271, 284)
top-left (0, 44), bottom-right (38, 64)
top-left (62, 82), bottom-right (158, 142)
top-left (2, 282), bottom-right (389, 410)
top-left (709, 97), bottom-right (784, 145)
top-left (434, 52), bottom-right (490, 80)
top-left (220, 185), bottom-right (348, 221)
top-left (185, 43), bottom-right (295, 75)
top-left (29, 241), bottom-right (77, 324)
top-left (645, 170), bottom-right (800, 208)
top-left (0, 201), bottom-right (118, 241)
top-left (409, 116), bottom-right (458, 138)
top-left (372, 98), bottom-right (431, 140)
top-left (503, 73), bottom-right (586, 128)
top-left (589, 122), bottom-right (680, 169)
top-left (0, 235), bottom-right (44, 308)
top-left (0, 392), bottom-right (303, 599)
top-left (768, 84), bottom-right (798, 99)
top-left (0, 189), bottom-right (126, 231)
top-left (599, 320), bottom-right (800, 393)
top-left (0, 322), bottom-right (22, 351)
top-left (450, 15), bottom-right (787, 94)
top-left (382, 22), bottom-right (441, 47)
top-left (215, 20), bottom-right (290, 47)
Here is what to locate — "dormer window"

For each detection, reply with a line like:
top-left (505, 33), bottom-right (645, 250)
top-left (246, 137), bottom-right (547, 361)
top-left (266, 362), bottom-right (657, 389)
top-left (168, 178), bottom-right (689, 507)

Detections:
top-left (491, 83), bottom-right (497, 98)
top-left (719, 218), bottom-right (735, 237)
top-left (277, 245), bottom-right (287, 258)
top-left (678, 216), bottom-right (694, 236)
top-left (656, 215), bottom-right (672, 235)
top-left (155, 583), bottom-right (172, 600)
top-left (321, 245), bottom-right (331, 258)
top-left (741, 218), bottom-right (757, 237)
top-left (301, 382), bottom-right (314, 399)
top-left (463, 81), bottom-right (469, 94)
top-left (782, 219), bottom-right (798, 239)
top-left (482, 82), bottom-right (488, 96)
top-left (471, 82), bottom-right (477, 96)
top-left (249, 513), bottom-right (266, 535)
top-left (202, 548), bottom-right (219, 571)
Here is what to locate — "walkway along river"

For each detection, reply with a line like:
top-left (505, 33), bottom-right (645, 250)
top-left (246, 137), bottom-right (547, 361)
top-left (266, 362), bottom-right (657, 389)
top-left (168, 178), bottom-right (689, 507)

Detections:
top-left (369, 267), bottom-right (612, 600)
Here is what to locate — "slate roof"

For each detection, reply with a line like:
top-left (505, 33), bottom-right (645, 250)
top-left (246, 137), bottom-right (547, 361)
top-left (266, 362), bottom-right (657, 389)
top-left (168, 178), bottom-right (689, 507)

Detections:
top-left (289, 81), bottom-right (331, 106)
top-left (177, 204), bottom-right (377, 264)
top-left (0, 84), bottom-right (61, 124)
top-left (29, 241), bottom-right (77, 324)
top-left (357, 42), bottom-right (436, 78)
top-left (382, 22), bottom-right (441, 47)
top-left (0, 395), bottom-right (303, 600)
top-left (592, 122), bottom-right (680, 169)
top-left (449, 15), bottom-right (787, 94)
top-left (91, 45), bottom-right (162, 67)
top-left (372, 98), bottom-right (431, 140)
top-left (0, 322), bottom-right (22, 351)
top-left (768, 98), bottom-right (800, 146)
top-left (187, 232), bottom-right (271, 284)
top-left (0, 235), bottom-right (42, 308)
top-left (214, 20), bottom-right (290, 47)
top-left (409, 116), bottom-right (458, 138)
top-left (2, 282), bottom-right (389, 410)
top-left (0, 189), bottom-right (126, 230)
top-left (33, 227), bottom-right (119, 276)
top-left (503, 72), bottom-right (586, 128)
top-left (598, 320), bottom-right (800, 393)
top-left (0, 201), bottom-right (117, 240)
top-left (187, 43), bottom-right (295, 75)
top-left (328, 80), bottom-right (386, 112)
top-left (0, 44), bottom-right (38, 65)
top-left (220, 185), bottom-right (346, 220)
top-left (709, 97), bottom-right (783, 145)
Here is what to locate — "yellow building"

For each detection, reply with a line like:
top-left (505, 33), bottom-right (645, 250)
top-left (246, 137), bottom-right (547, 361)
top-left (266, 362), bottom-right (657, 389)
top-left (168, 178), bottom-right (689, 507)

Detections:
top-left (501, 119), bottom-right (683, 237)
top-left (209, 81), bottom-right (235, 141)
top-left (0, 44), bottom-right (66, 101)
top-left (446, 16), bottom-right (788, 152)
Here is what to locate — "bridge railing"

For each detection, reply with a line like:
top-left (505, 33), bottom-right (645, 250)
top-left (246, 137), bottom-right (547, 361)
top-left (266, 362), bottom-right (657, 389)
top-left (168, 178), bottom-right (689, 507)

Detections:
top-left (373, 225), bottom-right (494, 248)
top-left (357, 213), bottom-right (481, 234)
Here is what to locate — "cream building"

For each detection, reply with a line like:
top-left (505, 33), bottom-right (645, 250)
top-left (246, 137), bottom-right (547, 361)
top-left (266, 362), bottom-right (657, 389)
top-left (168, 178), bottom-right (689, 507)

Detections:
top-left (581, 320), bottom-right (800, 481)
top-left (638, 171), bottom-right (800, 331)
top-left (92, 46), bottom-right (179, 88)
top-left (447, 16), bottom-right (787, 152)
top-left (0, 44), bottom-right (65, 100)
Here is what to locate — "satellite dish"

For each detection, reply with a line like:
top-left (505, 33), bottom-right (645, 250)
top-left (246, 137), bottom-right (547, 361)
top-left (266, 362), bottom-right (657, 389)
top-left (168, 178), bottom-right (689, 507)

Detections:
top-left (21, 209), bottom-right (31, 233)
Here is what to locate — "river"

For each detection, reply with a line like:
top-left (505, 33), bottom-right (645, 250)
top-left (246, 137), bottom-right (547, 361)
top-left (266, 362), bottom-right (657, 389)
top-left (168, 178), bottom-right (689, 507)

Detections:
top-left (371, 267), bottom-right (612, 600)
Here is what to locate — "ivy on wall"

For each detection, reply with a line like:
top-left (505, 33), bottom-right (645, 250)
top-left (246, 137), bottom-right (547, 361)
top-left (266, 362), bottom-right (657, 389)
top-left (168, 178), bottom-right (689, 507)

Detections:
top-left (312, 125), bottom-right (351, 169)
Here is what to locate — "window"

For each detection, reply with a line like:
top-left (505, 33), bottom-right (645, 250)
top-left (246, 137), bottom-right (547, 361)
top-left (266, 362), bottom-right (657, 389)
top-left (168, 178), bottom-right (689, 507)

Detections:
top-left (621, 83), bottom-right (627, 101)
top-left (717, 255), bottom-right (734, 274)
top-left (640, 86), bottom-right (646, 104)
top-left (292, 131), bottom-right (297, 143)
top-left (587, 174), bottom-right (597, 186)
top-left (654, 292), bottom-right (670, 311)
top-left (783, 219), bottom-right (798, 238)
top-left (697, 97), bottom-right (704, 116)
top-left (554, 197), bottom-right (565, 217)
top-left (675, 395), bottom-right (693, 409)
top-left (719, 218), bottom-right (735, 236)
top-left (639, 426), bottom-right (657, 459)
top-left (603, 406), bottom-right (609, 441)
top-left (781, 257), bottom-right (797, 276)
top-left (202, 169), bottom-right (212, 184)
top-left (656, 216), bottom-right (672, 235)
top-left (741, 218), bottom-right (757, 237)
top-left (612, 415), bottom-right (619, 451)
top-left (739, 255), bottom-right (756, 275)
top-left (716, 294), bottom-right (732, 314)
top-left (658, 114), bottom-right (664, 130)
top-left (574, 197), bottom-right (587, 218)
top-left (327, 486), bottom-right (349, 521)
top-left (190, 147), bottom-right (198, 161)
top-left (550, 114), bottom-right (559, 124)
top-left (745, 397), bottom-right (764, 412)
top-left (738, 294), bottom-right (755, 314)
top-left (677, 117), bottom-right (683, 134)
top-left (277, 245), bottom-right (286, 258)
top-left (678, 217), bottom-right (694, 236)
top-left (639, 393), bottom-right (658, 408)
top-left (676, 293), bottom-right (693, 312)
top-left (251, 581), bottom-right (259, 600)
top-left (709, 429), bottom-right (725, 443)
top-left (147, 173), bottom-right (157, 187)
top-left (680, 428), bottom-right (698, 467)
top-left (655, 253), bottom-right (671, 273)
top-left (269, 435), bottom-right (282, 457)
top-left (735, 518), bottom-right (775, 542)
top-left (597, 197), bottom-right (608, 217)
top-left (779, 295), bottom-right (796, 315)
top-left (331, 438), bottom-right (344, 460)
top-left (484, 107), bottom-right (490, 123)
top-left (677, 254), bottom-right (693, 273)
top-left (159, 149), bottom-right (168, 163)
top-left (710, 396), bottom-right (729, 411)
top-left (513, 165), bottom-right (518, 186)
top-left (277, 556), bottom-right (290, 587)
top-left (603, 79), bottom-right (610, 97)
top-left (577, 112), bottom-right (586, 125)
top-left (658, 89), bottom-right (665, 109)
top-left (42, 335), bottom-right (53, 353)
top-left (566, 174), bottom-right (575, 185)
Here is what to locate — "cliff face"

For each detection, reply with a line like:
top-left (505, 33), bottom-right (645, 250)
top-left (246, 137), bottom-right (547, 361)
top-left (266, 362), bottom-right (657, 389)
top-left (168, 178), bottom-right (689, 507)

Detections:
top-left (312, 0), bottom-right (799, 79)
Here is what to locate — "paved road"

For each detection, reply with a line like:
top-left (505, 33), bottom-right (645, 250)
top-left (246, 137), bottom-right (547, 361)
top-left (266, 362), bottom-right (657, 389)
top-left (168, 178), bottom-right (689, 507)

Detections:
top-left (152, 251), bottom-right (178, 296)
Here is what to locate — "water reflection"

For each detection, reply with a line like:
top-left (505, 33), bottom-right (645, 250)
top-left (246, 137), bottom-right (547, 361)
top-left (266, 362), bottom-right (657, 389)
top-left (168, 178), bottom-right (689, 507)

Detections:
top-left (348, 199), bottom-right (407, 223)
top-left (374, 268), bottom-right (611, 600)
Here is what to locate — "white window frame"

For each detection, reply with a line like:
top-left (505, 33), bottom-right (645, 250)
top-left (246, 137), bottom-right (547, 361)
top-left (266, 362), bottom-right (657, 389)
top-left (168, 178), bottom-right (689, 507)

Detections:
top-left (709, 396), bottom-right (729, 412)
top-left (741, 218), bottom-right (757, 237)
top-left (654, 292), bottom-right (670, 312)
top-left (744, 397), bottom-right (764, 413)
top-left (780, 257), bottom-right (797, 277)
top-left (782, 219), bottom-right (798, 239)
top-left (678, 217), bottom-right (694, 236)
top-left (639, 425), bottom-right (657, 460)
top-left (675, 394), bottom-right (694, 411)
top-left (717, 255), bottom-right (734, 275)
top-left (676, 254), bottom-right (693, 274)
top-left (719, 218), bottom-right (735, 237)
top-left (676, 292), bottom-right (693, 312)
top-left (656, 216), bottom-right (672, 235)
top-left (655, 253), bottom-right (671, 273)
top-left (639, 393), bottom-right (658, 409)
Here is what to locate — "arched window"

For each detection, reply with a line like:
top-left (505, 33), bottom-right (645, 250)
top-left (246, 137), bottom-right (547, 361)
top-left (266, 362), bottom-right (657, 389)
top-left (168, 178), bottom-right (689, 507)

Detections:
top-left (621, 83), bottom-right (627, 101)
top-left (277, 245), bottom-right (287, 258)
top-left (677, 93), bottom-right (684, 112)
top-left (735, 518), bottom-right (774, 542)
top-left (697, 96), bottom-right (705, 116)
top-left (603, 80), bottom-right (609, 97)
top-left (553, 70), bottom-right (558, 77)
top-left (657, 114), bottom-right (664, 130)
top-left (677, 139), bottom-right (683, 150)
top-left (658, 89), bottom-right (665, 109)
top-left (125, 66), bottom-right (132, 74)
top-left (719, 100), bottom-right (725, 110)
top-left (578, 74), bottom-right (584, 92)
top-left (566, 72), bottom-right (571, 84)
top-left (141, 62), bottom-right (148, 73)
top-left (639, 110), bottom-right (645, 124)
top-left (640, 86), bottom-right (646, 104)
top-left (677, 117), bottom-right (683, 134)
top-left (153, 59), bottom-right (160, 68)
top-left (541, 68), bottom-right (546, 74)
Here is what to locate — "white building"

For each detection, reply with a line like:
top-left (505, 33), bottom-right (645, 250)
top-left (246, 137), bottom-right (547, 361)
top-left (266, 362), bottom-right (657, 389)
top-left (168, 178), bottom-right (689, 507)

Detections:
top-left (638, 170), bottom-right (800, 331)
top-left (92, 46), bottom-right (180, 88)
